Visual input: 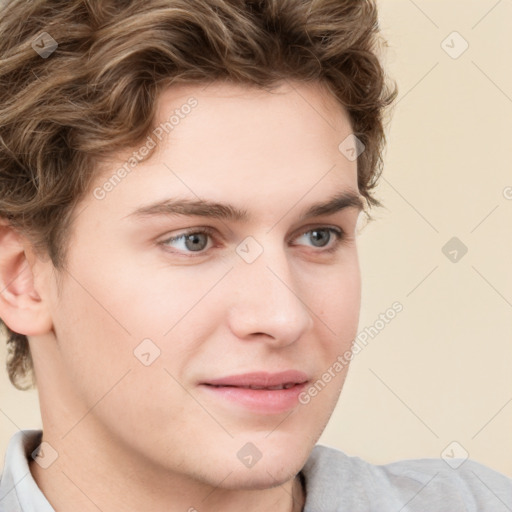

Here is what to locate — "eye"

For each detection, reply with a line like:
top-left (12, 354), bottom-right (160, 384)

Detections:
top-left (293, 227), bottom-right (344, 253)
top-left (160, 228), bottom-right (214, 254)
top-left (159, 226), bottom-right (345, 257)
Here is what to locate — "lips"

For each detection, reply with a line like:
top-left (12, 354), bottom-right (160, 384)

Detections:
top-left (199, 371), bottom-right (310, 413)
top-left (215, 382), bottom-right (296, 390)
top-left (202, 370), bottom-right (309, 389)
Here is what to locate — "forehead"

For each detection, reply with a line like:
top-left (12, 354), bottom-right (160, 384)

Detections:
top-left (86, 80), bottom-right (359, 223)
top-left (153, 79), bottom-right (352, 149)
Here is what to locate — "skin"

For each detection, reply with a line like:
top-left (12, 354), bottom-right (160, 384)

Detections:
top-left (0, 80), bottom-right (363, 512)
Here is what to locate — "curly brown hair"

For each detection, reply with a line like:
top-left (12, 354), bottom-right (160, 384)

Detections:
top-left (0, 0), bottom-right (397, 390)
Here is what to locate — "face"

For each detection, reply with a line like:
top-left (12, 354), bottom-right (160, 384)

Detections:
top-left (31, 80), bottom-right (362, 490)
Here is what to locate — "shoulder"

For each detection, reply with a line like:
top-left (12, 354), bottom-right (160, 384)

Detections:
top-left (301, 444), bottom-right (512, 512)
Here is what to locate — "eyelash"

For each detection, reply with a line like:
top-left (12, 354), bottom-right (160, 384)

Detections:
top-left (159, 226), bottom-right (346, 257)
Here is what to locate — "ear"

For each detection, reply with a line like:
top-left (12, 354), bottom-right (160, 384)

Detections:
top-left (0, 218), bottom-right (53, 336)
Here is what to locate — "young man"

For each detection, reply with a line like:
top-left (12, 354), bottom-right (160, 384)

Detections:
top-left (0, 0), bottom-right (510, 511)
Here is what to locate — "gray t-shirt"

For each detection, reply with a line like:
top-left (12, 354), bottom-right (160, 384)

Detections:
top-left (1, 429), bottom-right (511, 511)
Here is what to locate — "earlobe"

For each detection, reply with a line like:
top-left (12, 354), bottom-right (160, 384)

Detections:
top-left (0, 219), bottom-right (53, 336)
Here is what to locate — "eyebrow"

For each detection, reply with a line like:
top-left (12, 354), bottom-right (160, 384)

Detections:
top-left (127, 190), bottom-right (364, 222)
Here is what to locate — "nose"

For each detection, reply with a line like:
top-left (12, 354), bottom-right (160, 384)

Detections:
top-left (226, 238), bottom-right (314, 348)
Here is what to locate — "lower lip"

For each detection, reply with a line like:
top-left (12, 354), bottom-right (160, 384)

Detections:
top-left (199, 383), bottom-right (308, 414)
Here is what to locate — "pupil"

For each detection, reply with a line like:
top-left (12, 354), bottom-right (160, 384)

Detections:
top-left (186, 233), bottom-right (206, 251)
top-left (311, 229), bottom-right (328, 247)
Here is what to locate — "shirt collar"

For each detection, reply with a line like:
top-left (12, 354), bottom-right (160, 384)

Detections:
top-left (0, 429), bottom-right (55, 511)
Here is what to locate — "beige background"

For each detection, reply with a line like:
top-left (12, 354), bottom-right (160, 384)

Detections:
top-left (1, 0), bottom-right (512, 477)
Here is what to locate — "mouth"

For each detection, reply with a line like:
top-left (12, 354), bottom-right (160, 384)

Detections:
top-left (205, 382), bottom-right (299, 390)
top-left (199, 371), bottom-right (309, 414)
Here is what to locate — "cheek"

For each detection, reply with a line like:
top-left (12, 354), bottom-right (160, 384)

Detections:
top-left (50, 273), bottom-right (193, 436)
top-left (51, 275), bottom-right (133, 392)
top-left (310, 259), bottom-right (361, 342)
top-left (107, 248), bottom-right (231, 340)
top-left (296, 266), bottom-right (361, 423)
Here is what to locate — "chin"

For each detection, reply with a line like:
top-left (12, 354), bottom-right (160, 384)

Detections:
top-left (222, 462), bottom-right (302, 491)
top-left (214, 442), bottom-right (310, 491)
